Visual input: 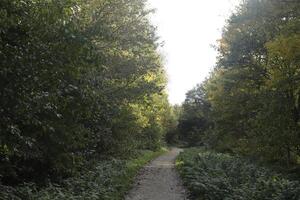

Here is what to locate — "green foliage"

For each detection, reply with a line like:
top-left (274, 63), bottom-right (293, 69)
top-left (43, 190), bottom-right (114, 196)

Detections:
top-left (177, 148), bottom-right (300, 200)
top-left (165, 105), bottom-right (182, 144)
top-left (178, 0), bottom-right (300, 166)
top-left (177, 85), bottom-right (211, 146)
top-left (0, 149), bottom-right (165, 200)
top-left (0, 0), bottom-right (171, 185)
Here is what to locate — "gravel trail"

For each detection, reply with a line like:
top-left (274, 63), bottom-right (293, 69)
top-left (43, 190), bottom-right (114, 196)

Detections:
top-left (125, 148), bottom-right (188, 200)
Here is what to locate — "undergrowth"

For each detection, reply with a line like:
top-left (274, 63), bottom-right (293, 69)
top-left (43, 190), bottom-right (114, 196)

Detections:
top-left (0, 149), bottom-right (165, 200)
top-left (176, 148), bottom-right (300, 200)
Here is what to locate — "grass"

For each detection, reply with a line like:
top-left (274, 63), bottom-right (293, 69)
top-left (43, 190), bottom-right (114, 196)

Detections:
top-left (0, 148), bottom-right (166, 200)
top-left (176, 148), bottom-right (300, 200)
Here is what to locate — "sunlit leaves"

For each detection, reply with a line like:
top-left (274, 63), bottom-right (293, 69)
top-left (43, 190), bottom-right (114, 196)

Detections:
top-left (180, 0), bottom-right (300, 164)
top-left (0, 0), bottom-right (169, 185)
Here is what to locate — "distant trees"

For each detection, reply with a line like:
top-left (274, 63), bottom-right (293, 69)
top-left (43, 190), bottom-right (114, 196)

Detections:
top-left (178, 0), bottom-right (300, 166)
top-left (165, 105), bottom-right (182, 144)
top-left (0, 0), bottom-right (172, 185)
top-left (178, 85), bottom-right (211, 145)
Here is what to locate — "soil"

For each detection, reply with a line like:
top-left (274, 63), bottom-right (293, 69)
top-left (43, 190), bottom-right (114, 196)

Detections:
top-left (125, 148), bottom-right (188, 200)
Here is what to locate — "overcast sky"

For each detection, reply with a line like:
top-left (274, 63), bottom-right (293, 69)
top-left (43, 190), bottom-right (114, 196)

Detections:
top-left (148, 0), bottom-right (240, 104)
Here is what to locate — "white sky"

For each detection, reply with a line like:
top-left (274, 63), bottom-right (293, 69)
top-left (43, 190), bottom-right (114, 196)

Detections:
top-left (148, 0), bottom-right (240, 104)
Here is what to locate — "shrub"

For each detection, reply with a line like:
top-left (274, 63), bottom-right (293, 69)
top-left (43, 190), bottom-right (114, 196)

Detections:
top-left (177, 148), bottom-right (300, 200)
top-left (0, 150), bottom-right (164, 200)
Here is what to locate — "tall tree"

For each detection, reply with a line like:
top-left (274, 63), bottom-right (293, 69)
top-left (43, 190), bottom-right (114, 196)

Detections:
top-left (0, 0), bottom-right (171, 184)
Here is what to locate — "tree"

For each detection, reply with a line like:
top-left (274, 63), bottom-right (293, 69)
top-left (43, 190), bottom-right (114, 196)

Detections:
top-left (179, 0), bottom-right (300, 165)
top-left (178, 84), bottom-right (211, 146)
top-left (0, 0), bottom-right (170, 184)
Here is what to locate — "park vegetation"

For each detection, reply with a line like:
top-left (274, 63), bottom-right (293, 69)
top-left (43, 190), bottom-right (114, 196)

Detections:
top-left (177, 0), bottom-right (300, 167)
top-left (177, 148), bottom-right (300, 200)
top-left (0, 0), bottom-right (175, 198)
top-left (175, 0), bottom-right (300, 199)
top-left (1, 0), bottom-right (300, 199)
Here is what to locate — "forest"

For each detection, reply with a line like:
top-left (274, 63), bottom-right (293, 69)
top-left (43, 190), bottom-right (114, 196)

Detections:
top-left (176, 0), bottom-right (300, 167)
top-left (0, 0), bottom-right (300, 199)
top-left (0, 0), bottom-right (176, 199)
top-left (174, 0), bottom-right (300, 199)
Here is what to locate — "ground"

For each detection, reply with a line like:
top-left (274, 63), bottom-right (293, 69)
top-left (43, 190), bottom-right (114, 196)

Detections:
top-left (125, 148), bottom-right (188, 200)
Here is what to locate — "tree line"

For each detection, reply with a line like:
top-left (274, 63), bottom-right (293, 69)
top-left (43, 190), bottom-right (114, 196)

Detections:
top-left (0, 0), bottom-right (174, 185)
top-left (176, 0), bottom-right (300, 167)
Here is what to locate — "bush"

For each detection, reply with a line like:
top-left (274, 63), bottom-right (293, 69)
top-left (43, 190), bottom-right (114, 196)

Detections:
top-left (177, 148), bottom-right (300, 200)
top-left (0, 150), bottom-right (164, 200)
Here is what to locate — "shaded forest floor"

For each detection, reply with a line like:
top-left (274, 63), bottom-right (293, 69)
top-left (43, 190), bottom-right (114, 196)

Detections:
top-left (0, 150), bottom-right (165, 200)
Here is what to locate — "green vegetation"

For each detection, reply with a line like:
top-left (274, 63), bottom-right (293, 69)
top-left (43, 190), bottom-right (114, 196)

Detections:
top-left (0, 149), bottom-right (165, 200)
top-left (177, 148), bottom-right (300, 200)
top-left (165, 105), bottom-right (182, 144)
top-left (176, 0), bottom-right (300, 167)
top-left (173, 1), bottom-right (300, 198)
top-left (0, 0), bottom-right (175, 198)
top-left (1, 0), bottom-right (300, 198)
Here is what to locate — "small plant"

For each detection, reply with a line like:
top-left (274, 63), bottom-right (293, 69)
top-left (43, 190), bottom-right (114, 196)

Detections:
top-left (0, 150), bottom-right (164, 200)
top-left (177, 148), bottom-right (300, 200)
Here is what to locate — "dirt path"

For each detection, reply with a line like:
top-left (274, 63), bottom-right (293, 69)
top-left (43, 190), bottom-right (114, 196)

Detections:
top-left (125, 148), bottom-right (188, 200)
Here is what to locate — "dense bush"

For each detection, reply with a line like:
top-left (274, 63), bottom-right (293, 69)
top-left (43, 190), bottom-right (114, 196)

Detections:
top-left (177, 148), bottom-right (300, 200)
